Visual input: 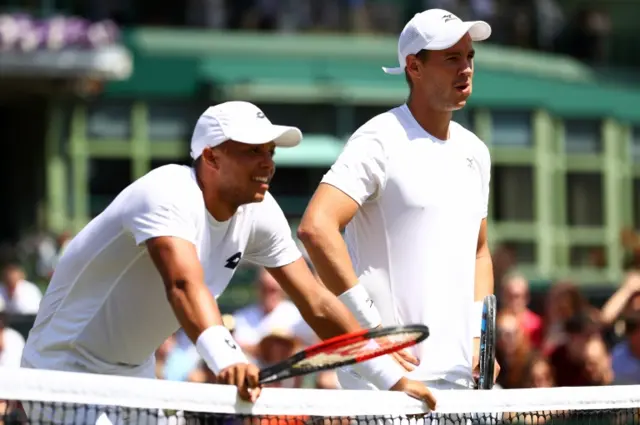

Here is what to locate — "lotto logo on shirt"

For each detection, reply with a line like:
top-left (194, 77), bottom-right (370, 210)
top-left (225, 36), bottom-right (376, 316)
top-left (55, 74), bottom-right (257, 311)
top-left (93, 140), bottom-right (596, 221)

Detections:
top-left (224, 252), bottom-right (242, 269)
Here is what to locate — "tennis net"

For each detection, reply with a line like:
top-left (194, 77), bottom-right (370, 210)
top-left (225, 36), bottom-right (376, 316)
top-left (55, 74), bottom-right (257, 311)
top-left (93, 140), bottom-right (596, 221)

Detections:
top-left (1, 367), bottom-right (639, 425)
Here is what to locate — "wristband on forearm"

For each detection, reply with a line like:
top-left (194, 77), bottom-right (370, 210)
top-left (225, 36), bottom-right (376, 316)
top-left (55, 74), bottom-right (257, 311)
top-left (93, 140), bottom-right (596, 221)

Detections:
top-left (350, 340), bottom-right (406, 390)
top-left (196, 325), bottom-right (248, 375)
top-left (338, 283), bottom-right (382, 328)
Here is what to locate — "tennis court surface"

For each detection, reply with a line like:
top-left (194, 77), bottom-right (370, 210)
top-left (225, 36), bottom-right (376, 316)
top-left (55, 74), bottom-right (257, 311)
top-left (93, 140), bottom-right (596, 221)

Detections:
top-left (1, 367), bottom-right (640, 424)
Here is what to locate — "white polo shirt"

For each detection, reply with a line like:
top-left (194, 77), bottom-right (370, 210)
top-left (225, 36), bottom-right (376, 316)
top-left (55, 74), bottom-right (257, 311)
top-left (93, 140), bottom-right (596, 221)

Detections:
top-left (322, 104), bottom-right (491, 387)
top-left (21, 164), bottom-right (301, 378)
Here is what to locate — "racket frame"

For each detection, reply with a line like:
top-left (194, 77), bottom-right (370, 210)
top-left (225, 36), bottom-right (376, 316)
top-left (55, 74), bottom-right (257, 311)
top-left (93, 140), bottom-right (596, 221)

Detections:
top-left (258, 324), bottom-right (429, 384)
top-left (478, 294), bottom-right (497, 390)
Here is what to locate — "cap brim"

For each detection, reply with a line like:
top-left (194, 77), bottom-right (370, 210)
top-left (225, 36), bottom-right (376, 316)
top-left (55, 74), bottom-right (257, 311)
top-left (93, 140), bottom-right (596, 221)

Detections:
top-left (382, 66), bottom-right (404, 75)
top-left (229, 124), bottom-right (302, 148)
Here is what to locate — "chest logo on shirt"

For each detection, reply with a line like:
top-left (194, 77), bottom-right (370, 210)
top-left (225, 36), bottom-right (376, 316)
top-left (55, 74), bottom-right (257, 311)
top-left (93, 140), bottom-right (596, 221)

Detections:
top-left (224, 252), bottom-right (242, 269)
top-left (466, 157), bottom-right (475, 169)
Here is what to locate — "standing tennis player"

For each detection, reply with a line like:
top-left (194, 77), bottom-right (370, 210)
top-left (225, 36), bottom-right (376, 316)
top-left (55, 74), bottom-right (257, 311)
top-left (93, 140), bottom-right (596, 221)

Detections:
top-left (20, 101), bottom-right (436, 417)
top-left (298, 9), bottom-right (499, 393)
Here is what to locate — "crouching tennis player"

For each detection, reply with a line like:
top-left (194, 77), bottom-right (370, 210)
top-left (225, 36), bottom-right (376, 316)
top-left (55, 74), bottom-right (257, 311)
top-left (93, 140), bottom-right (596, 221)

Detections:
top-left (20, 101), bottom-right (436, 424)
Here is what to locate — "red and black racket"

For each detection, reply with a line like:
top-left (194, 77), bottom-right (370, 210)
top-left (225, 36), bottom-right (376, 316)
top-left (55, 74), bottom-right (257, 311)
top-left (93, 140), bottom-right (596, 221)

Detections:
top-left (258, 324), bottom-right (429, 384)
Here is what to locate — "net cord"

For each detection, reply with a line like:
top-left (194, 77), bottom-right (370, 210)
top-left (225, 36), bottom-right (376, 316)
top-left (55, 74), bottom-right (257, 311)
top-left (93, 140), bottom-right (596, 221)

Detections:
top-left (1, 367), bottom-right (640, 416)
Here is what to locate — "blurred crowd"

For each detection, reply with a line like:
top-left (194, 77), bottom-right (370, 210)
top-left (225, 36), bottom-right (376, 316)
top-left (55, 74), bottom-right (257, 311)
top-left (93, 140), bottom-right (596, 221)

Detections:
top-left (106, 0), bottom-right (612, 65)
top-left (494, 271), bottom-right (640, 389)
top-left (0, 0), bottom-right (615, 66)
top-left (1, 228), bottom-right (640, 390)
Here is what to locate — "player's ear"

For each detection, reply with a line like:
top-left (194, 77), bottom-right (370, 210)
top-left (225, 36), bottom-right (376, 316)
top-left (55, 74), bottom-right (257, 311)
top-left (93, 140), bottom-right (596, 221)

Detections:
top-left (405, 55), bottom-right (421, 81)
top-left (202, 147), bottom-right (220, 169)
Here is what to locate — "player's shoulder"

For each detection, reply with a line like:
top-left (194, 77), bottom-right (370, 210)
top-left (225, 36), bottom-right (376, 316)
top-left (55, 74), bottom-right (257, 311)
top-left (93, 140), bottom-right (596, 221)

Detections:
top-left (129, 164), bottom-right (202, 204)
top-left (140, 164), bottom-right (197, 186)
top-left (349, 105), bottom-right (409, 145)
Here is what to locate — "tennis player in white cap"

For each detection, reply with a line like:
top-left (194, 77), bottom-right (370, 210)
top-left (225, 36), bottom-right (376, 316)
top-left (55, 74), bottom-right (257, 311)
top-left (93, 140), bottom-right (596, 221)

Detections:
top-left (20, 101), bottom-right (437, 424)
top-left (299, 9), bottom-right (499, 394)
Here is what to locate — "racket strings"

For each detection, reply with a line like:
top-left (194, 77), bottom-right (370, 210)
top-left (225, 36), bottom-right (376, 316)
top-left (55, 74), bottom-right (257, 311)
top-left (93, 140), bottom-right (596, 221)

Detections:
top-left (294, 331), bottom-right (423, 371)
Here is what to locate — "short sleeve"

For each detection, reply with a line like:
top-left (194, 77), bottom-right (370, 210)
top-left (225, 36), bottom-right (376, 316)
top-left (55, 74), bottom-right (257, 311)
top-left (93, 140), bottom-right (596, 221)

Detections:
top-left (121, 181), bottom-right (199, 246)
top-left (244, 193), bottom-right (301, 268)
top-left (320, 131), bottom-right (388, 205)
top-left (477, 142), bottom-right (492, 218)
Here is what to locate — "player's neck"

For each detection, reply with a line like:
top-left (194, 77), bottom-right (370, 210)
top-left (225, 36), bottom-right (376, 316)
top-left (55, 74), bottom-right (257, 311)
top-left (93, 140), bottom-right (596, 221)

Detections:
top-left (407, 96), bottom-right (452, 141)
top-left (195, 167), bottom-right (238, 222)
top-left (204, 194), bottom-right (237, 222)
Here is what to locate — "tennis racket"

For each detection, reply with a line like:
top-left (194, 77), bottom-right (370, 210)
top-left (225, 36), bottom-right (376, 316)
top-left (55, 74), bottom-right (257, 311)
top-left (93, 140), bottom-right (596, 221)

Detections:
top-left (258, 324), bottom-right (429, 384)
top-left (477, 294), bottom-right (497, 389)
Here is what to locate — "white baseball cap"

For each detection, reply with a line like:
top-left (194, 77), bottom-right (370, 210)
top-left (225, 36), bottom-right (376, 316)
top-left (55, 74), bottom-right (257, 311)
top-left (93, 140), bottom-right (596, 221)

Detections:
top-left (382, 9), bottom-right (492, 75)
top-left (190, 101), bottom-right (303, 160)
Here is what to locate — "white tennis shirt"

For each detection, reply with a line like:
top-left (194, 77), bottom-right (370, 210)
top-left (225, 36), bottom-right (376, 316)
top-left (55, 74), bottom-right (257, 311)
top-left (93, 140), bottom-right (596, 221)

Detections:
top-left (322, 104), bottom-right (491, 387)
top-left (21, 164), bottom-right (301, 377)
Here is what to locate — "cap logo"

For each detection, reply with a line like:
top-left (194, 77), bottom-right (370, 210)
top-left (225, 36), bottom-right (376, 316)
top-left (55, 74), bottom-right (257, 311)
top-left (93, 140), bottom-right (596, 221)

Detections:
top-left (442, 14), bottom-right (457, 23)
top-left (256, 111), bottom-right (265, 119)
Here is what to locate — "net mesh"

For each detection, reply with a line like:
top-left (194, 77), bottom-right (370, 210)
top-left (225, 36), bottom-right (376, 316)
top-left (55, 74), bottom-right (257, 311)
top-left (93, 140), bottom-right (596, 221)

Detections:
top-left (1, 367), bottom-right (639, 425)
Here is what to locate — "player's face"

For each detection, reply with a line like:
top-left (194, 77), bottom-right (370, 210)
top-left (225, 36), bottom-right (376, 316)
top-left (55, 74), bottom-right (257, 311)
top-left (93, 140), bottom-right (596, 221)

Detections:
top-left (530, 359), bottom-right (554, 388)
top-left (215, 141), bottom-right (276, 205)
top-left (502, 277), bottom-right (529, 314)
top-left (412, 34), bottom-right (475, 111)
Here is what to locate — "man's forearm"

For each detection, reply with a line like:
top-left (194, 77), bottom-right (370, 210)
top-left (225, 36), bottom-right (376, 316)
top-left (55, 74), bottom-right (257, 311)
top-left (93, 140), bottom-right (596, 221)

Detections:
top-left (299, 226), bottom-right (382, 329)
top-left (298, 286), bottom-right (362, 339)
top-left (298, 225), bottom-right (359, 296)
top-left (166, 280), bottom-right (224, 343)
top-left (167, 280), bottom-right (247, 374)
top-left (474, 253), bottom-right (494, 302)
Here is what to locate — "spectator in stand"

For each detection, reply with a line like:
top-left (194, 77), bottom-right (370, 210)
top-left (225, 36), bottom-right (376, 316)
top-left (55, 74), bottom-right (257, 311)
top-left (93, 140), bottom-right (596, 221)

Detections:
top-left (600, 271), bottom-right (640, 339)
top-left (584, 337), bottom-right (614, 386)
top-left (154, 333), bottom-right (177, 379)
top-left (541, 280), bottom-right (596, 355)
top-left (523, 355), bottom-right (555, 388)
top-left (232, 267), bottom-right (304, 359)
top-left (0, 263), bottom-right (42, 315)
top-left (611, 310), bottom-right (640, 384)
top-left (255, 325), bottom-right (303, 388)
top-left (496, 311), bottom-right (535, 389)
top-left (549, 313), bottom-right (600, 387)
top-left (500, 273), bottom-right (543, 348)
top-left (0, 297), bottom-right (26, 368)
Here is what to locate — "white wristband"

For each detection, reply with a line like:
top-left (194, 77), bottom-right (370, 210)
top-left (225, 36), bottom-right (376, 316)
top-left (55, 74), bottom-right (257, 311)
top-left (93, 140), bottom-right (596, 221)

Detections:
top-left (472, 301), bottom-right (483, 338)
top-left (351, 342), bottom-right (406, 390)
top-left (338, 283), bottom-right (382, 328)
top-left (196, 326), bottom-right (248, 375)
